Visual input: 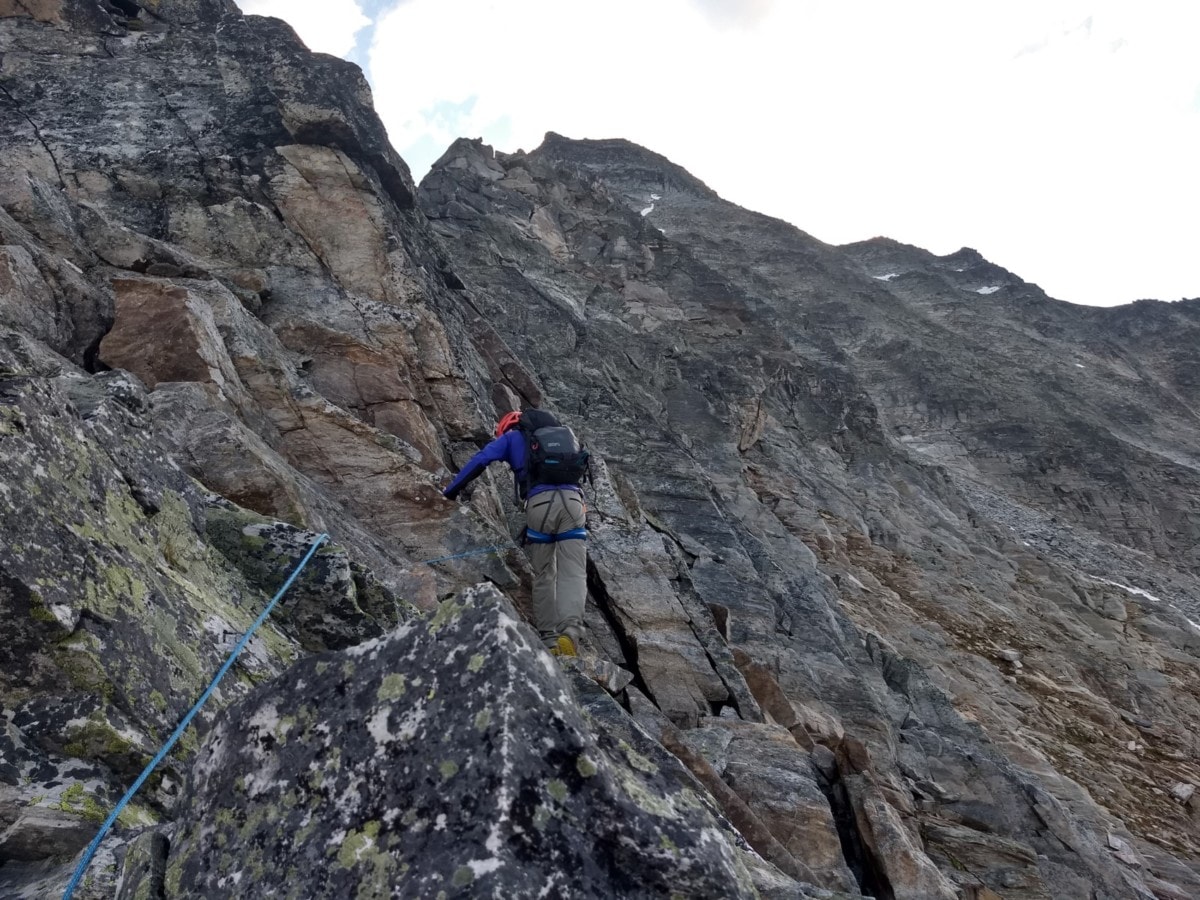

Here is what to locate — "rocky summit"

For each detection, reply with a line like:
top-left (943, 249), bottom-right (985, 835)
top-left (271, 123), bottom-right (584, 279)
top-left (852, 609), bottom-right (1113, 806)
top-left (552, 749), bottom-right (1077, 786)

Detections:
top-left (1, 2), bottom-right (1198, 899)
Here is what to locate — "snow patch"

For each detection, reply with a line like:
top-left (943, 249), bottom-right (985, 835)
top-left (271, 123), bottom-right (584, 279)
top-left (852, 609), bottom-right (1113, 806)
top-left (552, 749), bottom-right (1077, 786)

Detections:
top-left (874, 272), bottom-right (899, 281)
top-left (1075, 364), bottom-right (1086, 368)
top-left (639, 203), bottom-right (654, 217)
top-left (976, 286), bottom-right (1001, 294)
top-left (1097, 578), bottom-right (1163, 604)
top-left (650, 193), bottom-right (661, 200)
top-left (1090, 577), bottom-right (1200, 634)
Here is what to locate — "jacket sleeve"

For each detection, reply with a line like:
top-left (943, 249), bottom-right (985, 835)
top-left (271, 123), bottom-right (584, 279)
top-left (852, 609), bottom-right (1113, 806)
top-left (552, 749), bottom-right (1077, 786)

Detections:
top-left (443, 434), bottom-right (513, 499)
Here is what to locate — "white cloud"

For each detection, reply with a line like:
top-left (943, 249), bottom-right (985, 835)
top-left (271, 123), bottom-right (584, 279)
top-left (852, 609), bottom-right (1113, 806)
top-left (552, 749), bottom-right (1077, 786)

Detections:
top-left (265, 0), bottom-right (1200, 307)
top-left (235, 0), bottom-right (370, 58)
top-left (369, 0), bottom-right (728, 162)
top-left (689, 0), bottom-right (777, 29)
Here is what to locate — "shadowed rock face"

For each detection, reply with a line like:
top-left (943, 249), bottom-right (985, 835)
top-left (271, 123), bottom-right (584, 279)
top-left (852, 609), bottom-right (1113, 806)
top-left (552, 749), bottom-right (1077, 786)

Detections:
top-left (1, 3), bottom-right (1199, 899)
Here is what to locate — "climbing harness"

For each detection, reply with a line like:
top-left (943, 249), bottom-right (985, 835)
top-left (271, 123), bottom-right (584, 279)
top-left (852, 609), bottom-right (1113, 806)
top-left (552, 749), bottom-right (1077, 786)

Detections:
top-left (524, 486), bottom-right (588, 544)
top-left (62, 533), bottom-right (330, 900)
top-left (524, 526), bottom-right (587, 544)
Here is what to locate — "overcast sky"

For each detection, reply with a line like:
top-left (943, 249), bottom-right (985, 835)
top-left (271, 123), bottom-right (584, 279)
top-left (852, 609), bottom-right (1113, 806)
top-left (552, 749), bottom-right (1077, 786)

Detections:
top-left (236, 0), bottom-right (1199, 308)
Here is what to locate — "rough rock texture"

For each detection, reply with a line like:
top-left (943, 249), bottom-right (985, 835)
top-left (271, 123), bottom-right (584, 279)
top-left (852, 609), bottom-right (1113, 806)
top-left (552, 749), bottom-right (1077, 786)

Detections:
top-left (0, 334), bottom-right (380, 896)
top-left (165, 584), bottom-right (766, 899)
top-left (418, 133), bottom-right (1200, 898)
top-left (1, 2), bottom-right (1199, 899)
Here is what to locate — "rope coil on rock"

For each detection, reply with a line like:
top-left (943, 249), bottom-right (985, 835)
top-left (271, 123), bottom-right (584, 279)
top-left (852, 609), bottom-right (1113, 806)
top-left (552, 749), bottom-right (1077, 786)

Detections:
top-left (62, 533), bottom-right (330, 900)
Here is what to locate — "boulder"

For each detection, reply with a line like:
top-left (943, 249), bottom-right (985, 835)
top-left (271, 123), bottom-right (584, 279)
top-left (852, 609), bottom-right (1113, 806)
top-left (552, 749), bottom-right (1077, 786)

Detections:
top-left (165, 584), bottom-right (762, 899)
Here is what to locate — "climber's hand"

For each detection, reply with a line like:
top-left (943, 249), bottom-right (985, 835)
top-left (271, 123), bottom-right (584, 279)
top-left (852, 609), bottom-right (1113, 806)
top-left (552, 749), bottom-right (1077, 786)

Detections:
top-left (443, 483), bottom-right (474, 502)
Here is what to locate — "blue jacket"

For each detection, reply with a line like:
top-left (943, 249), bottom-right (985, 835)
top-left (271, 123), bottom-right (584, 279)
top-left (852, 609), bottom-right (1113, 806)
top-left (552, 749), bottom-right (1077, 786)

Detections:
top-left (443, 431), bottom-right (582, 501)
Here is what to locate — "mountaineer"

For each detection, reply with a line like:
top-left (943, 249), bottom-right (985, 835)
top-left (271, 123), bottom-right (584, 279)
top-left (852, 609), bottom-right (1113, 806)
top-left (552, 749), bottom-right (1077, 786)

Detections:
top-left (443, 407), bottom-right (591, 656)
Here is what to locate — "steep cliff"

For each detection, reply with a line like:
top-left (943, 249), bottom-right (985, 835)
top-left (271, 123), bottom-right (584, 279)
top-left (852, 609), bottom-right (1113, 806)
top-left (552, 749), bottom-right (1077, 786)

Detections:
top-left (1, 2), bottom-right (1198, 898)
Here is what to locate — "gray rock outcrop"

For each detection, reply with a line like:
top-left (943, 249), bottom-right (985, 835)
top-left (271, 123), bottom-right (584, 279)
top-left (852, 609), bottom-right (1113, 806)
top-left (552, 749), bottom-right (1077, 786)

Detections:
top-left (163, 584), bottom-right (766, 899)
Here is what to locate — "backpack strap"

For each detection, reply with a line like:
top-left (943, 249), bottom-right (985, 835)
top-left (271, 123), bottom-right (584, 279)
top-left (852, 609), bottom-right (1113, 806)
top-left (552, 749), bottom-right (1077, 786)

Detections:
top-left (516, 422), bottom-right (533, 502)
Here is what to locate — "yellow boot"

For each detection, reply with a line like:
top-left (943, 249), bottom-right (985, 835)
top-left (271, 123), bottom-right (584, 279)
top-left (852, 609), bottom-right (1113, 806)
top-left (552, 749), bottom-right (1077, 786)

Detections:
top-left (549, 635), bottom-right (577, 657)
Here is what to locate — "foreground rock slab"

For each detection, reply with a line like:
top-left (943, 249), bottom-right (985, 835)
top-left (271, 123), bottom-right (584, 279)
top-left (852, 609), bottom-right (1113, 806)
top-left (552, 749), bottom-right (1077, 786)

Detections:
top-left (164, 584), bottom-right (762, 898)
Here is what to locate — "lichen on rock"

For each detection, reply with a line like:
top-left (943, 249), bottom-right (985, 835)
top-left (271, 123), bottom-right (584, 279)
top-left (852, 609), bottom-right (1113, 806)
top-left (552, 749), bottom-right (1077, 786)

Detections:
top-left (164, 584), bottom-right (761, 899)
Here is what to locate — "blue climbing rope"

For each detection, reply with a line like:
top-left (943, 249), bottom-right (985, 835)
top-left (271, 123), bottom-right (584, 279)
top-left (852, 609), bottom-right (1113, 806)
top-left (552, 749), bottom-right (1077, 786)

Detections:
top-left (62, 533), bottom-right (330, 900)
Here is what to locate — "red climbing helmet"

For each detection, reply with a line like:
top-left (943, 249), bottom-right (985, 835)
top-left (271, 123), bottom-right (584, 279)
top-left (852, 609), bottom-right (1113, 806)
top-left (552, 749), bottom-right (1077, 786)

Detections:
top-left (495, 410), bottom-right (522, 437)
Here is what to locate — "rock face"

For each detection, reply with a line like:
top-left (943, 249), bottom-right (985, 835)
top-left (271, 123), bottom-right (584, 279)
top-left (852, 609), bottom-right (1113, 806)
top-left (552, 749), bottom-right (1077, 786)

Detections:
top-left (1, 3), bottom-right (1198, 899)
top-left (418, 134), bottom-right (1200, 898)
top-left (164, 584), bottom-right (764, 900)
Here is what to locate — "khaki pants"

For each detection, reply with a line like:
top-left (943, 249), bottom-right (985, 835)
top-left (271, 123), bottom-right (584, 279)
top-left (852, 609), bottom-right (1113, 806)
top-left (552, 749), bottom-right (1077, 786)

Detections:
top-left (525, 489), bottom-right (587, 647)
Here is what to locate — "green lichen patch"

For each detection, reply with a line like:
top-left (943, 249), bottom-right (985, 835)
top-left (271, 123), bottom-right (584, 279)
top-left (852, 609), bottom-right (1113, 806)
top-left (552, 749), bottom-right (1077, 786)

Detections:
top-left (28, 589), bottom-right (57, 622)
top-left (163, 583), bottom-right (758, 897)
top-left (51, 639), bottom-right (115, 701)
top-left (613, 766), bottom-right (690, 819)
top-left (2, 389), bottom-right (302, 789)
top-left (56, 783), bottom-right (102, 822)
top-left (275, 714), bottom-right (298, 741)
top-left (377, 673), bottom-right (407, 701)
top-left (116, 801), bottom-right (158, 828)
top-left (54, 782), bottom-right (153, 826)
top-left (427, 597), bottom-right (463, 633)
top-left (467, 653), bottom-right (485, 673)
top-left (0, 403), bottom-right (27, 435)
top-left (620, 739), bottom-right (659, 774)
top-left (62, 717), bottom-right (140, 766)
top-left (335, 820), bottom-right (389, 886)
top-left (215, 808), bottom-right (238, 828)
